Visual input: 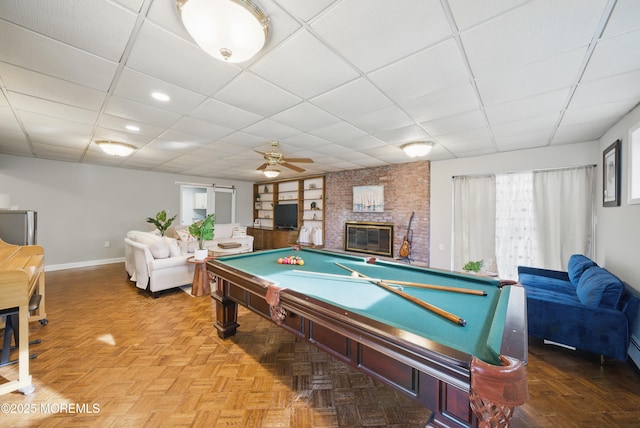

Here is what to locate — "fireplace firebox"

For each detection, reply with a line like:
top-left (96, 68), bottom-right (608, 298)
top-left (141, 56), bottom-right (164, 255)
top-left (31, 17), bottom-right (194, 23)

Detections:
top-left (344, 221), bottom-right (394, 257)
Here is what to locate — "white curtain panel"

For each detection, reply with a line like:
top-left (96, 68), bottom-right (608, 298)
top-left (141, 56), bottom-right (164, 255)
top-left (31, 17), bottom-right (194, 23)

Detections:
top-left (532, 166), bottom-right (595, 270)
top-left (453, 175), bottom-right (496, 272)
top-left (495, 172), bottom-right (535, 280)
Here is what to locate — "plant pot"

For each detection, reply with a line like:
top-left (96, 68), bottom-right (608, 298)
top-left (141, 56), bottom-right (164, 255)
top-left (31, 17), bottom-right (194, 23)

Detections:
top-left (194, 248), bottom-right (208, 261)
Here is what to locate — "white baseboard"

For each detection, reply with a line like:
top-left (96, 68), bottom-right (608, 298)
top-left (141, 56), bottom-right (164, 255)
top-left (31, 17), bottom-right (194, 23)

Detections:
top-left (629, 335), bottom-right (640, 369)
top-left (45, 257), bottom-right (124, 272)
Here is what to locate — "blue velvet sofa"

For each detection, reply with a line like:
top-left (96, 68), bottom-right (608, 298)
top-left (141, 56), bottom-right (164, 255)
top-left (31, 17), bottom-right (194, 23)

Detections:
top-left (518, 254), bottom-right (639, 361)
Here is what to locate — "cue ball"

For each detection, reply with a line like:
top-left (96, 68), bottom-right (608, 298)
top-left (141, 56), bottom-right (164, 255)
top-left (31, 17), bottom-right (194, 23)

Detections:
top-left (351, 272), bottom-right (358, 277)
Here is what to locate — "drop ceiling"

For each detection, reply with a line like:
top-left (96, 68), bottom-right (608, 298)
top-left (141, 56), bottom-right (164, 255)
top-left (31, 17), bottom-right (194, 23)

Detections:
top-left (1, 0), bottom-right (639, 181)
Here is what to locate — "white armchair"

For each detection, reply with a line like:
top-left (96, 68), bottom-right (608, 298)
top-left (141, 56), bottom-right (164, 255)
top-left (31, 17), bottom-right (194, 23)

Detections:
top-left (124, 231), bottom-right (194, 297)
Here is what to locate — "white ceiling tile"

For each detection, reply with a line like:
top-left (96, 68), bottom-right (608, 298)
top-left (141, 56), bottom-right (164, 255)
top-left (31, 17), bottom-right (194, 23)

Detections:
top-left (11, 93), bottom-right (98, 124)
top-left (276, 0), bottom-right (337, 22)
top-left (0, 0), bottom-right (137, 61)
top-left (562, 98), bottom-right (638, 126)
top-left (491, 113), bottom-right (559, 141)
top-left (484, 89), bottom-right (570, 125)
top-left (422, 109), bottom-right (486, 137)
top-left (308, 122), bottom-right (367, 142)
top-left (350, 106), bottom-right (413, 133)
top-left (462, 0), bottom-right (608, 78)
top-left (31, 143), bottom-right (85, 161)
top-left (401, 82), bottom-right (480, 123)
top-left (0, 106), bottom-right (22, 132)
top-left (601, 0), bottom-right (640, 38)
top-left (242, 118), bottom-right (301, 141)
top-left (570, 69), bottom-right (640, 108)
top-left (582, 29), bottom-right (640, 83)
top-left (435, 127), bottom-right (493, 146)
top-left (172, 117), bottom-right (234, 140)
top-left (98, 114), bottom-right (165, 139)
top-left (369, 39), bottom-right (470, 103)
top-left (447, 0), bottom-right (531, 31)
top-left (335, 135), bottom-right (386, 151)
top-left (113, 68), bottom-right (207, 115)
top-left (251, 30), bottom-right (358, 99)
top-left (126, 21), bottom-right (242, 96)
top-left (476, 48), bottom-right (586, 106)
top-left (0, 20), bottom-right (118, 91)
top-left (105, 96), bottom-right (182, 128)
top-left (373, 125), bottom-right (430, 145)
top-left (215, 73), bottom-right (301, 117)
top-left (310, 78), bottom-right (393, 119)
top-left (311, 0), bottom-right (451, 72)
top-left (189, 99), bottom-right (262, 130)
top-left (0, 63), bottom-right (106, 111)
top-left (271, 103), bottom-right (339, 132)
top-left (552, 117), bottom-right (617, 144)
top-left (18, 111), bottom-right (94, 142)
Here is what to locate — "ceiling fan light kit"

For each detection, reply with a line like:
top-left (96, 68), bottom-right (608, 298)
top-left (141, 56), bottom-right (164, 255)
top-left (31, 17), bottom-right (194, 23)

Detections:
top-left (177, 0), bottom-right (269, 63)
top-left (263, 167), bottom-right (280, 178)
top-left (95, 140), bottom-right (136, 157)
top-left (402, 141), bottom-right (434, 158)
top-left (256, 141), bottom-right (313, 178)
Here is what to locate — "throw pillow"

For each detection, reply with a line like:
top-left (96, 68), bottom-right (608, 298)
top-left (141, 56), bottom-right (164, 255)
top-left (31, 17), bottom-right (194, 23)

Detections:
top-left (232, 226), bottom-right (247, 238)
top-left (567, 254), bottom-right (597, 286)
top-left (135, 233), bottom-right (170, 259)
top-left (164, 237), bottom-right (182, 257)
top-left (175, 228), bottom-right (195, 242)
top-left (576, 267), bottom-right (624, 308)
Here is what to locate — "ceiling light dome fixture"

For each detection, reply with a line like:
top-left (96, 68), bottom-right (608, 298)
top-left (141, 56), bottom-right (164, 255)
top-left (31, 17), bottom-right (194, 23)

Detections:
top-left (177, 0), bottom-right (269, 63)
top-left (402, 141), bottom-right (434, 158)
top-left (263, 166), bottom-right (280, 178)
top-left (96, 140), bottom-right (136, 157)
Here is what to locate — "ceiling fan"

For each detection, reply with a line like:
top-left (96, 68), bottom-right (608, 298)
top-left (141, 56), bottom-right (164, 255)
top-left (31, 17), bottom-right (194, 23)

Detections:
top-left (254, 141), bottom-right (313, 173)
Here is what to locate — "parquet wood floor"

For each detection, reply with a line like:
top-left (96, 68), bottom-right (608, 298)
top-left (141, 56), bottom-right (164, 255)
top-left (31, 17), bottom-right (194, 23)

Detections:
top-left (1, 263), bottom-right (639, 427)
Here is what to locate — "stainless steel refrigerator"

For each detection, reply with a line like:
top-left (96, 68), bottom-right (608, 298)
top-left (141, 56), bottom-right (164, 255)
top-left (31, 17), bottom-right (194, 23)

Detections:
top-left (0, 210), bottom-right (37, 245)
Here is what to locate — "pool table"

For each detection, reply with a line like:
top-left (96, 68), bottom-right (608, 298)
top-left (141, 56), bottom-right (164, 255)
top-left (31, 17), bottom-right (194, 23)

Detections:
top-left (207, 247), bottom-right (528, 428)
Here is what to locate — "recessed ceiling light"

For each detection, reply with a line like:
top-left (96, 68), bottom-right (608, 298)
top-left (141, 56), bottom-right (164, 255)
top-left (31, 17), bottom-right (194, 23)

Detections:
top-left (125, 125), bottom-right (140, 132)
top-left (151, 92), bottom-right (170, 102)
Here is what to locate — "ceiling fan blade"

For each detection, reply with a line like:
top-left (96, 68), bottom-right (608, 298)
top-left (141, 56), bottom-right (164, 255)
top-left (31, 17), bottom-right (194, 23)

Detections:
top-left (282, 162), bottom-right (306, 172)
top-left (256, 163), bottom-right (268, 171)
top-left (282, 157), bottom-right (313, 163)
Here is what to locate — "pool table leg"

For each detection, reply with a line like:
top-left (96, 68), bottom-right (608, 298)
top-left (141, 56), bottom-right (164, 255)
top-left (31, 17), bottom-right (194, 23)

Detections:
top-left (212, 279), bottom-right (239, 338)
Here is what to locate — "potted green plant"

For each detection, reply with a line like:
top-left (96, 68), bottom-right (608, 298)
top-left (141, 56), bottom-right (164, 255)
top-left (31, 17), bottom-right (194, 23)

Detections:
top-left (189, 214), bottom-right (215, 260)
top-left (463, 260), bottom-right (483, 273)
top-left (146, 210), bottom-right (177, 236)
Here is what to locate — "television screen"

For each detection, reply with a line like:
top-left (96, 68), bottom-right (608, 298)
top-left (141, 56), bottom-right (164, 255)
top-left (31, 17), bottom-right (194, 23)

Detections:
top-left (274, 204), bottom-right (298, 230)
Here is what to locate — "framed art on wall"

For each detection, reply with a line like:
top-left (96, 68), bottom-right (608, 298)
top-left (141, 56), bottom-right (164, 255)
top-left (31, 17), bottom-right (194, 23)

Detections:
top-left (603, 139), bottom-right (621, 207)
top-left (353, 185), bottom-right (384, 212)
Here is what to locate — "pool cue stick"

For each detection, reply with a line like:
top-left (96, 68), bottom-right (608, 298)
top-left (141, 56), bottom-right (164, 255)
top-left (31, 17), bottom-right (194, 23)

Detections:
top-left (291, 270), bottom-right (485, 296)
top-left (380, 278), bottom-right (486, 296)
top-left (334, 263), bottom-right (467, 326)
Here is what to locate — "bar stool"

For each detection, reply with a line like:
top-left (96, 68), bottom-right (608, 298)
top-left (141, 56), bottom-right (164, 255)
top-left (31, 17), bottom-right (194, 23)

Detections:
top-left (0, 294), bottom-right (42, 367)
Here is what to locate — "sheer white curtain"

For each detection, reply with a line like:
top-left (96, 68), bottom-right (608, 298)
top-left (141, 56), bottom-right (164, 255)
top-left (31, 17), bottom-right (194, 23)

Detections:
top-left (532, 166), bottom-right (595, 270)
top-left (495, 172), bottom-right (534, 280)
top-left (453, 175), bottom-right (496, 272)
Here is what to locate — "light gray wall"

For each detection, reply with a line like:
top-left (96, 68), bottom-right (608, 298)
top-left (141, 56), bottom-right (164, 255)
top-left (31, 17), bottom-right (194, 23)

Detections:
top-left (429, 141), bottom-right (599, 270)
top-left (595, 103), bottom-right (640, 335)
top-left (0, 154), bottom-right (254, 269)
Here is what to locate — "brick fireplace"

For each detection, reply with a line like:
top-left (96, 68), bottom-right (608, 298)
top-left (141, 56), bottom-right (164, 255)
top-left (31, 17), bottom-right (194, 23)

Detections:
top-left (344, 221), bottom-right (394, 257)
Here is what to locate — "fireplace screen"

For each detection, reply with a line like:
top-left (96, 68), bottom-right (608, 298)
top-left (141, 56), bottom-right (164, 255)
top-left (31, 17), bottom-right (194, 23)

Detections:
top-left (344, 221), bottom-right (394, 257)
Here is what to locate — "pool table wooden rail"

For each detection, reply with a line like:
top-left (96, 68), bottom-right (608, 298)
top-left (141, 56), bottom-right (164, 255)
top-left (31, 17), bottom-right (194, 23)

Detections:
top-left (207, 258), bottom-right (527, 428)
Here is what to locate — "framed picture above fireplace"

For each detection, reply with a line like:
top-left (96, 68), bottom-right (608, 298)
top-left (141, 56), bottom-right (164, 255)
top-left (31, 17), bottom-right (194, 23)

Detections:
top-left (353, 185), bottom-right (384, 212)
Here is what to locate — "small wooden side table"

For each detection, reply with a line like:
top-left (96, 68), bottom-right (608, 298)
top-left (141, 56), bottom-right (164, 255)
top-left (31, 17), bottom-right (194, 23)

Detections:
top-left (186, 256), bottom-right (215, 297)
